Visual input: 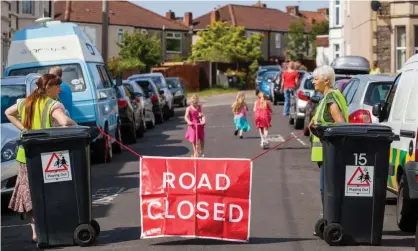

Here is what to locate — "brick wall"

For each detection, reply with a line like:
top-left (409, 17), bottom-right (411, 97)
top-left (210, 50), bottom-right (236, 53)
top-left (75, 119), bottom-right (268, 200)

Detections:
top-left (376, 25), bottom-right (391, 73)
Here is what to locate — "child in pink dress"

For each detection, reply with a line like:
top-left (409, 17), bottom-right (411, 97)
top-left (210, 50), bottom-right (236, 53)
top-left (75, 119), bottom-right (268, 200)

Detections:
top-left (254, 92), bottom-right (272, 148)
top-left (184, 94), bottom-right (206, 157)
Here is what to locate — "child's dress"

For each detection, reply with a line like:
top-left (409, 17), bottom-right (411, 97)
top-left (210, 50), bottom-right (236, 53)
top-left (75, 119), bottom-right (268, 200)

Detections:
top-left (234, 106), bottom-right (250, 132)
top-left (254, 99), bottom-right (272, 128)
top-left (185, 105), bottom-right (205, 143)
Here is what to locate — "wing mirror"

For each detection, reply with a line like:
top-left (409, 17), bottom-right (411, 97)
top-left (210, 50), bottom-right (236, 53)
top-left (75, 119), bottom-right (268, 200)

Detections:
top-left (372, 103), bottom-right (382, 117)
top-left (310, 95), bottom-right (321, 104)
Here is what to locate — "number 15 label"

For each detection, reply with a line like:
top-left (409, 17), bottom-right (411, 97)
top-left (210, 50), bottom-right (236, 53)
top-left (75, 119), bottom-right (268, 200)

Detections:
top-left (354, 153), bottom-right (367, 166)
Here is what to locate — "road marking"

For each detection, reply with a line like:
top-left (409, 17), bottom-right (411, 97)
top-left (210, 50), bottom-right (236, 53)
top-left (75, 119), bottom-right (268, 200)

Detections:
top-left (266, 134), bottom-right (285, 142)
top-left (291, 132), bottom-right (307, 146)
top-left (93, 187), bottom-right (125, 205)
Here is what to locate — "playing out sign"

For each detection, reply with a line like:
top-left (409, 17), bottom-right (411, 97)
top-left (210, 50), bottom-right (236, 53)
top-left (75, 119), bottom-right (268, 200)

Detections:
top-left (140, 157), bottom-right (252, 242)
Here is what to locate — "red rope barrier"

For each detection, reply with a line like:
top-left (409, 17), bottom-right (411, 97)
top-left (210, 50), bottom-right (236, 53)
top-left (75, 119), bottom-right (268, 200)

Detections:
top-left (98, 127), bottom-right (143, 158)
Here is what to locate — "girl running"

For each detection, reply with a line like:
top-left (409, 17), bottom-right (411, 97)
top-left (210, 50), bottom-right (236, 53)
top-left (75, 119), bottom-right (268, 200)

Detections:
top-left (232, 92), bottom-right (250, 138)
top-left (184, 94), bottom-right (206, 157)
top-left (254, 92), bottom-right (272, 148)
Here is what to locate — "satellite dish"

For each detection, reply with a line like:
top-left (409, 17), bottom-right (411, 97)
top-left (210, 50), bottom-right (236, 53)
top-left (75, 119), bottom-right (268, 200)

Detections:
top-left (371, 1), bottom-right (382, 12)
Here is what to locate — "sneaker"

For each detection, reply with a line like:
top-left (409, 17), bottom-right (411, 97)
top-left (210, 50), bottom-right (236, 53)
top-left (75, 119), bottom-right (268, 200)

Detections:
top-left (234, 130), bottom-right (238, 136)
top-left (199, 153), bottom-right (205, 158)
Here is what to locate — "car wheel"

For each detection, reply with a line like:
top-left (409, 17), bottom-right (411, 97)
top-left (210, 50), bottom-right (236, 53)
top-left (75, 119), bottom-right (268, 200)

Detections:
top-left (163, 105), bottom-right (170, 120)
top-left (94, 126), bottom-right (112, 163)
top-left (289, 115), bottom-right (294, 125)
top-left (112, 121), bottom-right (122, 154)
top-left (396, 175), bottom-right (418, 232)
top-left (137, 118), bottom-right (145, 138)
top-left (123, 119), bottom-right (137, 144)
top-left (147, 112), bottom-right (156, 128)
top-left (294, 118), bottom-right (304, 130)
top-left (156, 109), bottom-right (164, 124)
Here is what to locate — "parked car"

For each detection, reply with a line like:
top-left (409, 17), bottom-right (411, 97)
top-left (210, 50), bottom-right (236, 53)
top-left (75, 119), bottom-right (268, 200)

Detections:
top-left (342, 75), bottom-right (394, 123)
top-left (123, 81), bottom-right (156, 129)
top-left (372, 54), bottom-right (418, 232)
top-left (128, 73), bottom-right (174, 119)
top-left (289, 72), bottom-right (315, 129)
top-left (335, 79), bottom-right (351, 92)
top-left (166, 77), bottom-right (187, 107)
top-left (131, 78), bottom-right (165, 124)
top-left (1, 77), bottom-right (26, 196)
top-left (255, 65), bottom-right (282, 96)
top-left (258, 70), bottom-right (280, 104)
top-left (114, 84), bottom-right (146, 144)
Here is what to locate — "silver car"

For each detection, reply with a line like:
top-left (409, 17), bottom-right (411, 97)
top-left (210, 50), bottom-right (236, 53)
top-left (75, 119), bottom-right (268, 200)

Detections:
top-left (1, 77), bottom-right (28, 195)
top-left (289, 72), bottom-right (314, 129)
top-left (342, 75), bottom-right (395, 123)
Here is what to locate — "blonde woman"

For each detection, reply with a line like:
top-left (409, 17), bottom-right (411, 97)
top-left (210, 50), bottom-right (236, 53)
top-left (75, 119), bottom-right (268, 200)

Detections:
top-left (254, 92), bottom-right (272, 148)
top-left (231, 92), bottom-right (250, 138)
top-left (184, 94), bottom-right (206, 157)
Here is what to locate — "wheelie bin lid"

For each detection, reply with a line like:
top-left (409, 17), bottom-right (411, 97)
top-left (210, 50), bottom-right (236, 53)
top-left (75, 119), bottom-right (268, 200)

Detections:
top-left (311, 124), bottom-right (399, 141)
top-left (20, 126), bottom-right (97, 146)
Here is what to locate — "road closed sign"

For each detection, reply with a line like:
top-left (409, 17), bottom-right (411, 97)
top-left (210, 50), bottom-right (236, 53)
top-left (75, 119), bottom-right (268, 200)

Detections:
top-left (345, 165), bottom-right (374, 197)
top-left (140, 156), bottom-right (252, 242)
top-left (41, 150), bottom-right (72, 183)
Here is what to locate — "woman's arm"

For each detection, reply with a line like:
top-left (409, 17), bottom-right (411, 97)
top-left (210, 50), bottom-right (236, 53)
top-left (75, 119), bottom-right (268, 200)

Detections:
top-left (184, 107), bottom-right (192, 125)
top-left (5, 104), bottom-right (25, 131)
top-left (329, 103), bottom-right (345, 123)
top-left (51, 108), bottom-right (77, 126)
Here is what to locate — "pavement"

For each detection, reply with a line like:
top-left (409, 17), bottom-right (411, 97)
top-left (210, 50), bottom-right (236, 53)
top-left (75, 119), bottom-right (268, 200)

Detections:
top-left (1, 92), bottom-right (416, 251)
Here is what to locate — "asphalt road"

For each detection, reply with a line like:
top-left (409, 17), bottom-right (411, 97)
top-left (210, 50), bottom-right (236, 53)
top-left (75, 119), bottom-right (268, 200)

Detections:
top-left (1, 93), bottom-right (416, 251)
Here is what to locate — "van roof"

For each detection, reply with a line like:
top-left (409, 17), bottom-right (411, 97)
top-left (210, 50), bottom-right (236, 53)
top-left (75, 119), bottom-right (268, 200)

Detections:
top-left (6, 20), bottom-right (103, 67)
top-left (404, 53), bottom-right (418, 65)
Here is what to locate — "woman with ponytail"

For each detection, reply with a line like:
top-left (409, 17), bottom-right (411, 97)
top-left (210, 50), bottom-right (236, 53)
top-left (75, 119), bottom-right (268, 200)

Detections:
top-left (4, 74), bottom-right (76, 243)
top-left (254, 92), bottom-right (272, 148)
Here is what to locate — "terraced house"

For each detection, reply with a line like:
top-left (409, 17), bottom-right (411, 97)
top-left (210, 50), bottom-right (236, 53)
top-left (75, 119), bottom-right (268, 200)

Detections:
top-left (54, 0), bottom-right (193, 62)
top-left (192, 3), bottom-right (328, 62)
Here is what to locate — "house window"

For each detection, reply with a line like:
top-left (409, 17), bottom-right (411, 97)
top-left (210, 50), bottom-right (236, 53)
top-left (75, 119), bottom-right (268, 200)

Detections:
top-left (118, 28), bottom-right (124, 42)
top-left (335, 0), bottom-right (340, 26)
top-left (21, 0), bottom-right (34, 15)
top-left (396, 26), bottom-right (407, 71)
top-left (275, 33), bottom-right (281, 49)
top-left (334, 44), bottom-right (340, 58)
top-left (166, 32), bottom-right (182, 53)
top-left (414, 25), bottom-right (418, 54)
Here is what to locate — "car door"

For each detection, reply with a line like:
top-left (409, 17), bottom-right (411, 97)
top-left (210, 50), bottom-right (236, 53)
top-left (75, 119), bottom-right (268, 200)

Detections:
top-left (94, 64), bottom-right (118, 136)
top-left (136, 85), bottom-right (153, 120)
top-left (123, 85), bottom-right (141, 127)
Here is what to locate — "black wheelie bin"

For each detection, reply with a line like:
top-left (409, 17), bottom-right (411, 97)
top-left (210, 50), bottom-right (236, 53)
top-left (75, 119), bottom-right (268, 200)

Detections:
top-left (311, 124), bottom-right (398, 246)
top-left (20, 126), bottom-right (100, 249)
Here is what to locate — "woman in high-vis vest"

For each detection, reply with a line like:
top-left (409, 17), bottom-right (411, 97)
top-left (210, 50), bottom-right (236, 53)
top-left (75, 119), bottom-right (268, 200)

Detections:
top-left (5, 74), bottom-right (76, 243)
top-left (309, 66), bottom-right (348, 235)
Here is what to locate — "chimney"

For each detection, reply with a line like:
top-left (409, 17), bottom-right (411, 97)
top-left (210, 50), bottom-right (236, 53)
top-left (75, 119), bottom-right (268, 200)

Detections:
top-left (253, 1), bottom-right (267, 8)
top-left (286, 6), bottom-right (299, 16)
top-left (64, 0), bottom-right (72, 21)
top-left (165, 10), bottom-right (175, 20)
top-left (317, 8), bottom-right (329, 16)
top-left (183, 12), bottom-right (192, 27)
top-left (210, 10), bottom-right (220, 24)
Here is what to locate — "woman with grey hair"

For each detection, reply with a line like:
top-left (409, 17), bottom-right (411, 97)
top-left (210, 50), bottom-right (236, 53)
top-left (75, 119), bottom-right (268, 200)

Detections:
top-left (309, 65), bottom-right (349, 236)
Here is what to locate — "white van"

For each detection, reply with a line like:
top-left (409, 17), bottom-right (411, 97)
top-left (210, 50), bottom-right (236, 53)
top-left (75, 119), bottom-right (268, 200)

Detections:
top-left (373, 54), bottom-right (418, 233)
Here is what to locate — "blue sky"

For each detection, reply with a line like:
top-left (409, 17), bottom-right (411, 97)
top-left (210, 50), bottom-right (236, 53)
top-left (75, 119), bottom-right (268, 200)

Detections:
top-left (133, 1), bottom-right (329, 18)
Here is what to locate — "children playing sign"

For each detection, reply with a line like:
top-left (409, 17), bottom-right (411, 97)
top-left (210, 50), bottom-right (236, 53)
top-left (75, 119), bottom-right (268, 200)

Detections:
top-left (140, 157), bottom-right (252, 242)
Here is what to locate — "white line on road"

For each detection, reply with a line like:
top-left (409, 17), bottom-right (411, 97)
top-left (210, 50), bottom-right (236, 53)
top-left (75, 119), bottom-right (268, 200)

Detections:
top-left (92, 187), bottom-right (125, 206)
top-left (291, 132), bottom-right (307, 146)
top-left (1, 223), bottom-right (30, 228)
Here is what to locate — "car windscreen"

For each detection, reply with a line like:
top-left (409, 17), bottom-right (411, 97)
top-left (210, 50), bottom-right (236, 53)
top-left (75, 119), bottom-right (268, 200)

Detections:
top-left (8, 64), bottom-right (86, 92)
top-left (136, 80), bottom-right (155, 97)
top-left (166, 78), bottom-right (180, 88)
top-left (1, 85), bottom-right (26, 124)
top-left (136, 76), bottom-right (166, 89)
top-left (363, 82), bottom-right (392, 106)
top-left (303, 78), bottom-right (314, 90)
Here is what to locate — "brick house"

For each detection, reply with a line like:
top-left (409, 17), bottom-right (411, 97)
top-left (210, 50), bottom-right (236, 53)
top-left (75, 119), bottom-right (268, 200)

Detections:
top-left (192, 4), bottom-right (328, 62)
top-left (54, 0), bottom-right (193, 62)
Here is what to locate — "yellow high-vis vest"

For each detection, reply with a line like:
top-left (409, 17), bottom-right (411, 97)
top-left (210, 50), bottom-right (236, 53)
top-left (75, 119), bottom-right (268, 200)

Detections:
top-left (16, 97), bottom-right (58, 164)
top-left (310, 89), bottom-right (349, 162)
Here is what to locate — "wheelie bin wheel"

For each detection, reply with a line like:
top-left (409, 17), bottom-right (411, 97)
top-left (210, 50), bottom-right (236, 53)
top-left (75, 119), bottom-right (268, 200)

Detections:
top-left (73, 224), bottom-right (96, 247)
top-left (323, 223), bottom-right (344, 246)
top-left (314, 218), bottom-right (327, 239)
top-left (90, 219), bottom-right (101, 237)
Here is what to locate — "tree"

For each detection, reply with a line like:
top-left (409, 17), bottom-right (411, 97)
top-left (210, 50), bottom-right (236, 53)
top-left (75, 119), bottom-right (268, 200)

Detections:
top-left (117, 30), bottom-right (162, 72)
top-left (309, 22), bottom-right (329, 58)
top-left (285, 18), bottom-right (307, 61)
top-left (107, 56), bottom-right (144, 77)
top-left (188, 22), bottom-right (263, 63)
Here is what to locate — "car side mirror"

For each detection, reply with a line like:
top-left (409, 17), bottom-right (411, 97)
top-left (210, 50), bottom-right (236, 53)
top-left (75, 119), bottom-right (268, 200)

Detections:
top-left (372, 103), bottom-right (383, 120)
top-left (310, 96), bottom-right (321, 103)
